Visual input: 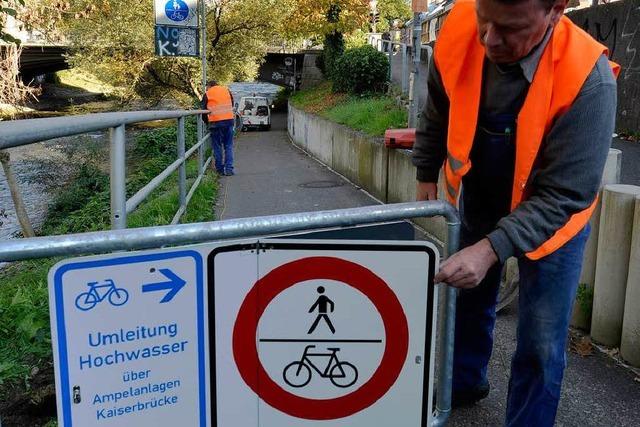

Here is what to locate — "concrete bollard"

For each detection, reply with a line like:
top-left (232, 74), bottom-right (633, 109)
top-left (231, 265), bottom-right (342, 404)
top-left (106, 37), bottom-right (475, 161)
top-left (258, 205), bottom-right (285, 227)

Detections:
top-left (621, 196), bottom-right (640, 367)
top-left (572, 149), bottom-right (622, 330)
top-left (591, 184), bottom-right (640, 347)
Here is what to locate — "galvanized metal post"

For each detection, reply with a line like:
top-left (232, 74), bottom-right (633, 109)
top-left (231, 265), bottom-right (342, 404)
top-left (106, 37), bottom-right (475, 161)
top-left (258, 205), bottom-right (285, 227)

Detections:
top-left (199, 0), bottom-right (208, 176)
top-left (197, 119), bottom-right (204, 176)
top-left (409, 12), bottom-right (422, 128)
top-left (432, 219), bottom-right (460, 427)
top-left (110, 125), bottom-right (127, 230)
top-left (387, 41), bottom-right (392, 82)
top-left (200, 0), bottom-right (207, 94)
top-left (402, 44), bottom-right (409, 95)
top-left (177, 117), bottom-right (187, 210)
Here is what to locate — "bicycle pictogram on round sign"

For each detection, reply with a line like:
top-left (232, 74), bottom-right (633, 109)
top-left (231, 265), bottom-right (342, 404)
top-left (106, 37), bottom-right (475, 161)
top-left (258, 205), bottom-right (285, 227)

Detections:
top-left (283, 345), bottom-right (359, 389)
top-left (164, 0), bottom-right (190, 22)
top-left (232, 256), bottom-right (409, 421)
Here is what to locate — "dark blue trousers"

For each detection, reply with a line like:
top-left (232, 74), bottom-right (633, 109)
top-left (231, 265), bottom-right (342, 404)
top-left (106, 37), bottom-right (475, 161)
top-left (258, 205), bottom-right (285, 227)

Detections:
top-left (210, 119), bottom-right (234, 174)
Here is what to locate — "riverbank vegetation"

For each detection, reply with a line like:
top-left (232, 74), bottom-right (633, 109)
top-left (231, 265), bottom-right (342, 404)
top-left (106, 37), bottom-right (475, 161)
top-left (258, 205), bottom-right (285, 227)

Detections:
top-left (0, 119), bottom-right (217, 426)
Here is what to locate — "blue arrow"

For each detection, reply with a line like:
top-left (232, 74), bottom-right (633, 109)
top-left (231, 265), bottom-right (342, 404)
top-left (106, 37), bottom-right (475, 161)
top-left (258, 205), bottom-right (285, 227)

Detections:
top-left (142, 268), bottom-right (186, 303)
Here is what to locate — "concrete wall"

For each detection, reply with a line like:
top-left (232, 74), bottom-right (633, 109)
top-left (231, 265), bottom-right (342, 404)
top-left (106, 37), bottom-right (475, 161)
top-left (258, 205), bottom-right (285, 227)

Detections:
top-left (288, 104), bottom-right (445, 241)
top-left (567, 0), bottom-right (640, 133)
top-left (300, 51), bottom-right (324, 90)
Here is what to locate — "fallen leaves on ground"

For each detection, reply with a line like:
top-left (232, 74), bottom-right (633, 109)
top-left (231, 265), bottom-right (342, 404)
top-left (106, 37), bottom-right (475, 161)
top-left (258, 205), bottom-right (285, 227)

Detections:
top-left (570, 335), bottom-right (593, 357)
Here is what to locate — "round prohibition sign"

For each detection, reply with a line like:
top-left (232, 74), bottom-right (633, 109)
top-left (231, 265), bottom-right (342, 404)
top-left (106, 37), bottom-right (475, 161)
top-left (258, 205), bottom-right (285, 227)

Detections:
top-left (232, 256), bottom-right (409, 420)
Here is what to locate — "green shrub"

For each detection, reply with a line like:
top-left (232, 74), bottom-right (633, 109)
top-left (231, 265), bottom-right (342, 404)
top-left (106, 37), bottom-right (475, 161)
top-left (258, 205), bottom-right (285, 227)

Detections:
top-left (333, 45), bottom-right (389, 94)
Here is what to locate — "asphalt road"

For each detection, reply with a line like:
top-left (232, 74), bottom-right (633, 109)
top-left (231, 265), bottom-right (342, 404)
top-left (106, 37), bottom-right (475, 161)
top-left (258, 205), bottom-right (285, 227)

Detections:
top-left (217, 113), bottom-right (640, 426)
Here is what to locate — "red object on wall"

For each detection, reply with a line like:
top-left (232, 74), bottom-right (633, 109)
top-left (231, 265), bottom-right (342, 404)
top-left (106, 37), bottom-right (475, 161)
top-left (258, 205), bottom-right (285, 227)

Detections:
top-left (384, 128), bottom-right (416, 149)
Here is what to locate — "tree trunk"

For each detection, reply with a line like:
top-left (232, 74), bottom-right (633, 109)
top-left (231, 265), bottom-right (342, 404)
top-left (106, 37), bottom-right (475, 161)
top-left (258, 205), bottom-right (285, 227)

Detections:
top-left (0, 150), bottom-right (35, 238)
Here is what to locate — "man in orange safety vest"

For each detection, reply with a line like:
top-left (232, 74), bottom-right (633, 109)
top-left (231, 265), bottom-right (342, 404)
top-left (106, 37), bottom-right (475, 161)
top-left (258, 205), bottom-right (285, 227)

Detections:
top-left (202, 80), bottom-right (236, 176)
top-left (412, 0), bottom-right (618, 424)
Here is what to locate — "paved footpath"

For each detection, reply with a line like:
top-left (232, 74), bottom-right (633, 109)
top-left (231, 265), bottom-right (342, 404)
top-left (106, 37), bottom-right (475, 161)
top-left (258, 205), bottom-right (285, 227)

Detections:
top-left (216, 113), bottom-right (640, 426)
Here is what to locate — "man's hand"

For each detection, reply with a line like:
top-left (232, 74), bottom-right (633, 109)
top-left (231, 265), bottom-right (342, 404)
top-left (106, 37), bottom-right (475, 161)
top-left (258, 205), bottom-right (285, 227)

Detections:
top-left (435, 238), bottom-right (499, 289)
top-left (417, 181), bottom-right (438, 201)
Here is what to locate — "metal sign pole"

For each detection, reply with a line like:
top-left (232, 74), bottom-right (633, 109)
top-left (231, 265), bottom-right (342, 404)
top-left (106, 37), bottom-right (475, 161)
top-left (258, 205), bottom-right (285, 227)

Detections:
top-left (199, 0), bottom-right (208, 174)
top-left (201, 0), bottom-right (207, 95)
top-left (409, 12), bottom-right (422, 128)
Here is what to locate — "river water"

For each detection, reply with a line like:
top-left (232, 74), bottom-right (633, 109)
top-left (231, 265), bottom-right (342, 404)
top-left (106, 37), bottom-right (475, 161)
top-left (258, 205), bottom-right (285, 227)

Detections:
top-left (0, 81), bottom-right (282, 242)
top-left (229, 81), bottom-right (282, 104)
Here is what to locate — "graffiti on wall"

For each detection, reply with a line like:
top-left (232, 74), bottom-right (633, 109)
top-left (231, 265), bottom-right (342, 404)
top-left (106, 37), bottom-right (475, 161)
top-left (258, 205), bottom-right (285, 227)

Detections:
top-left (568, 0), bottom-right (640, 132)
top-left (619, 4), bottom-right (640, 79)
top-left (582, 17), bottom-right (618, 59)
top-left (574, 2), bottom-right (640, 80)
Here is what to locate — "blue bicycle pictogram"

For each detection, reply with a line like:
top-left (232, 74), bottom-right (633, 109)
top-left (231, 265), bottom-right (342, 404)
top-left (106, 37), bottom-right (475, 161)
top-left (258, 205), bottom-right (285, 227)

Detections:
top-left (165, 0), bottom-right (190, 22)
top-left (74, 279), bottom-right (129, 311)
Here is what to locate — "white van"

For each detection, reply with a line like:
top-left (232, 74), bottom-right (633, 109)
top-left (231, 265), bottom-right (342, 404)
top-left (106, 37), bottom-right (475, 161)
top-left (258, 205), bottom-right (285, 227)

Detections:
top-left (237, 96), bottom-right (272, 131)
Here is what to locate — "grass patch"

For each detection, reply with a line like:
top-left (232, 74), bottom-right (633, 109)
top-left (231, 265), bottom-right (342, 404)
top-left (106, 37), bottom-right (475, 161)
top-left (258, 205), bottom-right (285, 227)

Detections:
top-left (56, 69), bottom-right (116, 95)
top-left (290, 82), bottom-right (407, 136)
top-left (0, 119), bottom-right (217, 413)
top-left (576, 283), bottom-right (594, 323)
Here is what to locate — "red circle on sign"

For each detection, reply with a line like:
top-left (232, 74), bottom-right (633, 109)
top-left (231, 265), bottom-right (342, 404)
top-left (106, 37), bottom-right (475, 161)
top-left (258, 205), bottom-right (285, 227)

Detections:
top-left (232, 256), bottom-right (409, 420)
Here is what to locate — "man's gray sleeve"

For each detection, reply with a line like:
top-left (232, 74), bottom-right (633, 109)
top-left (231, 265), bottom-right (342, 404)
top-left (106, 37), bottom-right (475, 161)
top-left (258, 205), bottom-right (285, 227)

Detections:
top-left (412, 58), bottom-right (449, 183)
top-left (487, 55), bottom-right (618, 262)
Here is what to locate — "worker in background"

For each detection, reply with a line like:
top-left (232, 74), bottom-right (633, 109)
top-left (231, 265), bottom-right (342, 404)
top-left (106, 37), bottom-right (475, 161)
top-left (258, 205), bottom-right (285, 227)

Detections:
top-left (202, 80), bottom-right (235, 176)
top-left (412, 0), bottom-right (618, 425)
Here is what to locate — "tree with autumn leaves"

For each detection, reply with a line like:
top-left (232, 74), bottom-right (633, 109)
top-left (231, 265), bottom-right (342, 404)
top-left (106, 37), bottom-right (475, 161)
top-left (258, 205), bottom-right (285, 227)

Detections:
top-left (10, 0), bottom-right (408, 102)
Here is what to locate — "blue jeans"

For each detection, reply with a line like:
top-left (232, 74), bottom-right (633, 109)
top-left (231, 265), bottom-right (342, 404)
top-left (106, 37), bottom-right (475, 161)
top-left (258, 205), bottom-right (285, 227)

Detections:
top-left (210, 119), bottom-right (234, 173)
top-left (453, 224), bottom-right (590, 426)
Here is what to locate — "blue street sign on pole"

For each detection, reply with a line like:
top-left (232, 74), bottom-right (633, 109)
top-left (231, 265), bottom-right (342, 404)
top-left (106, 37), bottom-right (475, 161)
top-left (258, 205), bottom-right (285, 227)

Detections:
top-left (154, 0), bottom-right (199, 28)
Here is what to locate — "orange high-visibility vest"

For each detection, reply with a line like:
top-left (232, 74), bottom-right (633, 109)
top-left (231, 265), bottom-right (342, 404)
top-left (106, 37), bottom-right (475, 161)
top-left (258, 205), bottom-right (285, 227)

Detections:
top-left (435, 0), bottom-right (620, 260)
top-left (206, 85), bottom-right (234, 122)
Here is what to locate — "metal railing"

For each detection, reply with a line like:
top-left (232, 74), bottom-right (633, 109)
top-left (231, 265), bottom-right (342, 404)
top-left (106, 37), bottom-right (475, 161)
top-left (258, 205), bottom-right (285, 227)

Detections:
top-left (0, 109), bottom-right (212, 231)
top-left (0, 199), bottom-right (460, 426)
top-left (0, 110), bottom-right (460, 426)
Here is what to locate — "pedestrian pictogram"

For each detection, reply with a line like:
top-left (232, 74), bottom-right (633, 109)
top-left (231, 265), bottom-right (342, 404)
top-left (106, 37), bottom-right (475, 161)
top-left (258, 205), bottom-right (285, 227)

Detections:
top-left (307, 286), bottom-right (336, 334)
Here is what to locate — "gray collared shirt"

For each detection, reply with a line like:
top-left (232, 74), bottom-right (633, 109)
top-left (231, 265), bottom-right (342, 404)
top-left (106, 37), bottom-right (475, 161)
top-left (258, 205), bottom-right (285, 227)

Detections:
top-left (412, 25), bottom-right (617, 262)
top-left (519, 27), bottom-right (553, 83)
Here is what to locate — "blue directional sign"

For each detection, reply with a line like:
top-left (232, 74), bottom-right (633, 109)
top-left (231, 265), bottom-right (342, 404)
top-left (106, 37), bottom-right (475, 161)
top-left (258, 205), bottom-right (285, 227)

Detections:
top-left (48, 250), bottom-right (207, 426)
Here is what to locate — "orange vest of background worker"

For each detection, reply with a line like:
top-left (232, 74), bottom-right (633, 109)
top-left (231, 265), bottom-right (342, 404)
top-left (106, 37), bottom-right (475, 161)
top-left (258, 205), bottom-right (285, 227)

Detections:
top-left (202, 81), bottom-right (236, 176)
